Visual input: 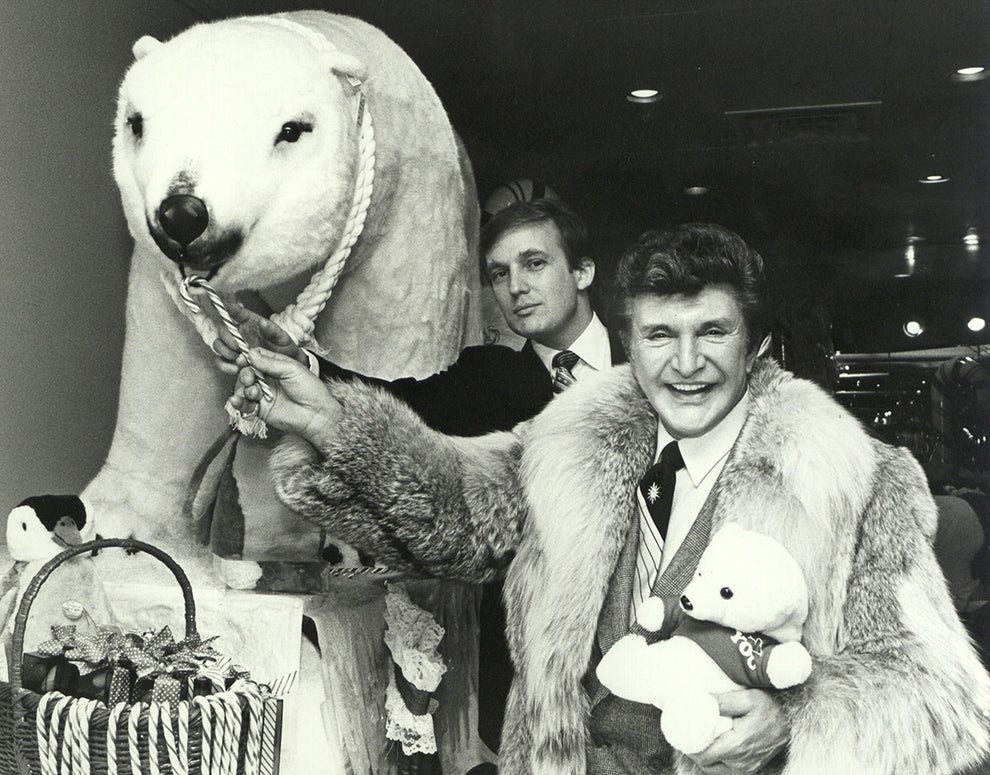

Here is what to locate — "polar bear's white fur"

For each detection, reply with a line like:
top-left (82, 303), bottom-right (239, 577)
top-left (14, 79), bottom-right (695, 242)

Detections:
top-left (69, 13), bottom-right (487, 774)
top-left (85, 12), bottom-right (482, 543)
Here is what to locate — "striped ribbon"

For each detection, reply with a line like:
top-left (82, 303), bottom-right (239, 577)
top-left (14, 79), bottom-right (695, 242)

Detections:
top-left (260, 698), bottom-right (280, 775)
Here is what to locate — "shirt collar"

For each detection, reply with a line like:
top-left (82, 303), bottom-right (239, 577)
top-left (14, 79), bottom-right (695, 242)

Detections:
top-left (655, 390), bottom-right (750, 487)
top-left (532, 313), bottom-right (610, 373)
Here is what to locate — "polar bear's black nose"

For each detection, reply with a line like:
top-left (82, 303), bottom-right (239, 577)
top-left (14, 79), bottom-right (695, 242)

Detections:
top-left (680, 595), bottom-right (693, 611)
top-left (158, 194), bottom-right (209, 248)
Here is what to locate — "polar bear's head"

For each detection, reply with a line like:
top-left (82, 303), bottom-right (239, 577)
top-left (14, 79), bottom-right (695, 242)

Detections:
top-left (679, 522), bottom-right (809, 642)
top-left (113, 17), bottom-right (368, 290)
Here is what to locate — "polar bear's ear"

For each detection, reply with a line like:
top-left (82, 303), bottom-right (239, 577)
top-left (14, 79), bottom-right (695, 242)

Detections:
top-left (132, 35), bottom-right (163, 60)
top-left (321, 50), bottom-right (369, 89)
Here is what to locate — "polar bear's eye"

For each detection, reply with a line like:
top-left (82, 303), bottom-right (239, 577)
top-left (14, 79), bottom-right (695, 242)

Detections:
top-left (275, 121), bottom-right (312, 145)
top-left (126, 113), bottom-right (143, 139)
top-left (720, 587), bottom-right (734, 599)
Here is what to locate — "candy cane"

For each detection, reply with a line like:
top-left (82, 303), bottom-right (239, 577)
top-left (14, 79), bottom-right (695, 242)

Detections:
top-left (127, 704), bottom-right (143, 775)
top-left (107, 702), bottom-right (126, 775)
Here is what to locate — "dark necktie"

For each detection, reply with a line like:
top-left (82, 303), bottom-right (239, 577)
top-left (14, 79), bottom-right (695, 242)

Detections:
top-left (638, 441), bottom-right (685, 541)
top-left (551, 349), bottom-right (580, 393)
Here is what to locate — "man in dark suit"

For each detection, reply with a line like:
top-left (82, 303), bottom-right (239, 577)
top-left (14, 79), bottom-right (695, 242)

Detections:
top-left (217, 197), bottom-right (623, 761)
top-left (313, 197), bottom-right (622, 434)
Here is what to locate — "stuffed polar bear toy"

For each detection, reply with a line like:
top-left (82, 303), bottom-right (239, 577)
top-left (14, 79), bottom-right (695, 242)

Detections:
top-left (85, 11), bottom-right (482, 544)
top-left (11, 12), bottom-right (489, 774)
top-left (597, 523), bottom-right (813, 762)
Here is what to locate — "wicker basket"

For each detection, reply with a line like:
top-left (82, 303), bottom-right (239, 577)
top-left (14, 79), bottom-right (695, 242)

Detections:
top-left (0, 538), bottom-right (282, 775)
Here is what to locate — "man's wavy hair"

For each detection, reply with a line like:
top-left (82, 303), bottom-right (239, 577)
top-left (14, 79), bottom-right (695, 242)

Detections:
top-left (613, 223), bottom-right (769, 354)
top-left (479, 198), bottom-right (590, 282)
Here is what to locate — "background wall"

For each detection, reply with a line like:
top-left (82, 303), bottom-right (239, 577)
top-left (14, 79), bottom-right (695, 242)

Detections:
top-left (0, 3), bottom-right (201, 526)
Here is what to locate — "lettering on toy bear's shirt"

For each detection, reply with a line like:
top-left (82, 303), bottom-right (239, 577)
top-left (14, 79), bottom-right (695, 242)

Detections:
top-left (677, 618), bottom-right (779, 688)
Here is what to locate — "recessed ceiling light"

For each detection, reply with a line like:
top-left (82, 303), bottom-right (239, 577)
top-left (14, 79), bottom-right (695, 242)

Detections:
top-left (903, 320), bottom-right (924, 337)
top-left (683, 186), bottom-right (709, 196)
top-left (906, 235), bottom-right (925, 244)
top-left (953, 66), bottom-right (989, 82)
top-left (627, 88), bottom-right (661, 104)
top-left (918, 175), bottom-right (950, 184)
top-left (968, 317), bottom-right (987, 332)
top-left (964, 229), bottom-right (980, 246)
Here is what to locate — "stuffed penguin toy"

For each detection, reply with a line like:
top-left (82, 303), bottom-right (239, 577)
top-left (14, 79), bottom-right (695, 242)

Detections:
top-left (6, 494), bottom-right (93, 563)
top-left (1, 495), bottom-right (102, 667)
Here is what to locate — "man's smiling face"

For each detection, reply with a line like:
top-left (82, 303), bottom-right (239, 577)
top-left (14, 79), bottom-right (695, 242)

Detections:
top-left (628, 284), bottom-right (759, 440)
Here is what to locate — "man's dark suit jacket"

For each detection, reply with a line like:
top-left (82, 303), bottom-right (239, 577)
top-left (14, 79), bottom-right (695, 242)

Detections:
top-left (316, 332), bottom-right (626, 751)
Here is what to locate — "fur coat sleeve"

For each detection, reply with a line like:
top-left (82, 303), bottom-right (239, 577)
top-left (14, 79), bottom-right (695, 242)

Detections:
top-left (270, 378), bottom-right (528, 582)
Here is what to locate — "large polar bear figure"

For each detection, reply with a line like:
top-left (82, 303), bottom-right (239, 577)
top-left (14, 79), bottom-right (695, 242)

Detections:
top-left (86, 12), bottom-right (482, 541)
top-left (70, 11), bottom-right (487, 774)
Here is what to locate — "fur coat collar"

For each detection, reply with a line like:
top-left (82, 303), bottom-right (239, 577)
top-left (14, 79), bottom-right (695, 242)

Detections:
top-left (498, 357), bottom-right (988, 774)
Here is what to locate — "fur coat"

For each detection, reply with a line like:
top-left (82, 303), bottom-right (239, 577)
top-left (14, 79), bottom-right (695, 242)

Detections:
top-left (272, 358), bottom-right (990, 774)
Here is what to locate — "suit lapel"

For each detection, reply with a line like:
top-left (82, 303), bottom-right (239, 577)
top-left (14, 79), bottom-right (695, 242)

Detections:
top-left (589, 467), bottom-right (719, 708)
top-left (651, 496), bottom-right (714, 598)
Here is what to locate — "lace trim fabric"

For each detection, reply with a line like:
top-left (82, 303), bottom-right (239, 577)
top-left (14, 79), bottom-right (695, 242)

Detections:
top-left (384, 675), bottom-right (440, 755)
top-left (383, 584), bottom-right (447, 691)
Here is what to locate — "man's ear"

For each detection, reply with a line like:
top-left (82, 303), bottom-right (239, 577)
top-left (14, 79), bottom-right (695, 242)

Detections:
top-left (575, 257), bottom-right (596, 291)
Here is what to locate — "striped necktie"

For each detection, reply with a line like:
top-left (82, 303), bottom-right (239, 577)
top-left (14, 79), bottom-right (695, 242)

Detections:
top-left (551, 349), bottom-right (580, 393)
top-left (638, 441), bottom-right (685, 540)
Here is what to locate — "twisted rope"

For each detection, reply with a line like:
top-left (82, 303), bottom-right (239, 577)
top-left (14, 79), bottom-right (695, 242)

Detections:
top-left (271, 92), bottom-right (376, 346)
top-left (161, 69), bottom-right (373, 437)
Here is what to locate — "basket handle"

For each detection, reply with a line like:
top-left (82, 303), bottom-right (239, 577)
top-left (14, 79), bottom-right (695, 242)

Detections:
top-left (9, 538), bottom-right (198, 699)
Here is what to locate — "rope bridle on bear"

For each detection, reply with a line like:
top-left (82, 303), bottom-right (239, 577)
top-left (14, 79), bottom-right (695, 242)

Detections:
top-left (161, 17), bottom-right (376, 438)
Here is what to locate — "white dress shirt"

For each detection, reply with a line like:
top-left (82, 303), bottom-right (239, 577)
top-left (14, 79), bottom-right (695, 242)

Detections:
top-left (631, 391), bottom-right (751, 622)
top-left (531, 313), bottom-right (612, 379)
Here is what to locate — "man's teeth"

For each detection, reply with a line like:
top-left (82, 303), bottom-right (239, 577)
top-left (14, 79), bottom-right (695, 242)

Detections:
top-left (670, 384), bottom-right (707, 393)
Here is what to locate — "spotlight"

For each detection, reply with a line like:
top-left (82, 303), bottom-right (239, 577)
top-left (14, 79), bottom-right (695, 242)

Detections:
top-left (968, 317), bottom-right (986, 332)
top-left (627, 88), bottom-right (661, 104)
top-left (903, 320), bottom-right (923, 337)
top-left (683, 186), bottom-right (709, 196)
top-left (953, 66), bottom-right (989, 82)
top-left (919, 175), bottom-right (950, 184)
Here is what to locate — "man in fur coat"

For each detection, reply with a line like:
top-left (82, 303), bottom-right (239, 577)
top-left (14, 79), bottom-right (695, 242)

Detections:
top-left (230, 223), bottom-right (990, 774)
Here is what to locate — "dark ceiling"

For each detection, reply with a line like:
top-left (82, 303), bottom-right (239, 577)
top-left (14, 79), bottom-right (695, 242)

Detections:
top-left (185, 0), bottom-right (990, 353)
